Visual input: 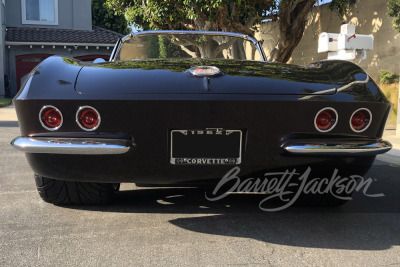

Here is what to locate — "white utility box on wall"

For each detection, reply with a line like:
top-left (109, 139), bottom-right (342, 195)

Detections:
top-left (338, 34), bottom-right (373, 51)
top-left (317, 33), bottom-right (339, 53)
top-left (318, 24), bottom-right (373, 61)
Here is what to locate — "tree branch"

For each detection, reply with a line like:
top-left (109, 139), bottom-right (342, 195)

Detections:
top-left (245, 16), bottom-right (258, 29)
top-left (292, 0), bottom-right (317, 28)
top-left (177, 45), bottom-right (197, 58)
top-left (151, 20), bottom-right (170, 30)
top-left (231, 4), bottom-right (238, 20)
top-left (192, 4), bottom-right (208, 22)
top-left (212, 38), bottom-right (238, 58)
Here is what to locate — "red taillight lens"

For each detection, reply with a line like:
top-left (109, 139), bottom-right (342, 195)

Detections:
top-left (350, 109), bottom-right (371, 132)
top-left (39, 106), bottom-right (63, 130)
top-left (315, 108), bottom-right (337, 132)
top-left (76, 106), bottom-right (100, 131)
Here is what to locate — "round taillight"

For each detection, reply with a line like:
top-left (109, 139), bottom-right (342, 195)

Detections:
top-left (39, 106), bottom-right (63, 131)
top-left (350, 108), bottom-right (372, 132)
top-left (76, 106), bottom-right (101, 131)
top-left (314, 108), bottom-right (338, 132)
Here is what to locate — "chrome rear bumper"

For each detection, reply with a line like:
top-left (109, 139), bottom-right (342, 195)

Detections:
top-left (11, 137), bottom-right (392, 157)
top-left (11, 137), bottom-right (133, 155)
top-left (282, 139), bottom-right (392, 156)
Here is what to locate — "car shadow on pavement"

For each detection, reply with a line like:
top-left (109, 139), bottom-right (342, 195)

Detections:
top-left (64, 164), bottom-right (400, 251)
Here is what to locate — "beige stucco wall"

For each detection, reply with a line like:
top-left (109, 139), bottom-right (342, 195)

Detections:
top-left (259, 0), bottom-right (400, 81)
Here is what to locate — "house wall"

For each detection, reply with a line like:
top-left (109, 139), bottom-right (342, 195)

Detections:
top-left (6, 46), bottom-right (112, 96)
top-left (259, 0), bottom-right (400, 81)
top-left (71, 0), bottom-right (92, 30)
top-left (2, 0), bottom-right (114, 96)
top-left (5, 0), bottom-right (92, 30)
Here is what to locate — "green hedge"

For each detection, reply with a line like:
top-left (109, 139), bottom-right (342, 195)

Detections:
top-left (379, 70), bottom-right (399, 84)
top-left (0, 98), bottom-right (12, 108)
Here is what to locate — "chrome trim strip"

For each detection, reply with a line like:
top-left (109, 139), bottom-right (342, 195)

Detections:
top-left (299, 74), bottom-right (370, 100)
top-left (256, 41), bottom-right (267, 61)
top-left (282, 140), bottom-right (392, 156)
top-left (110, 38), bottom-right (121, 61)
top-left (11, 137), bottom-right (132, 155)
top-left (133, 31), bottom-right (259, 45)
top-left (336, 75), bottom-right (370, 93)
top-left (119, 30), bottom-right (265, 62)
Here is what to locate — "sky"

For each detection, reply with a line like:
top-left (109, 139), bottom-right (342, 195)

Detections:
top-left (318, 0), bottom-right (333, 4)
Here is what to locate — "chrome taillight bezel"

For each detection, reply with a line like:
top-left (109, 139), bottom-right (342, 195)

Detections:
top-left (76, 106), bottom-right (101, 131)
top-left (314, 107), bottom-right (338, 133)
top-left (39, 105), bottom-right (63, 131)
top-left (349, 108), bottom-right (372, 133)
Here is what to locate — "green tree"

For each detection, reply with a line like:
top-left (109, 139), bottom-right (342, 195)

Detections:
top-left (92, 0), bottom-right (130, 34)
top-left (328, 0), bottom-right (356, 17)
top-left (105, 0), bottom-right (354, 63)
top-left (388, 0), bottom-right (400, 32)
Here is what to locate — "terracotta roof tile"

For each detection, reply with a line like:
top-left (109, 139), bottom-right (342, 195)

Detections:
top-left (5, 26), bottom-right (124, 44)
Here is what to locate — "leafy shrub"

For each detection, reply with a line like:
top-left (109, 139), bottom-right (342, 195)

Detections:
top-left (379, 70), bottom-right (399, 84)
top-left (380, 83), bottom-right (398, 125)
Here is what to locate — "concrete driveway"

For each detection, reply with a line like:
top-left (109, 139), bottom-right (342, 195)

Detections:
top-left (1, 105), bottom-right (400, 266)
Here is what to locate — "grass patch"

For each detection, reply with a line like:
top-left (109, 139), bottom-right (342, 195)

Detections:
top-left (0, 98), bottom-right (12, 108)
top-left (380, 83), bottom-right (398, 125)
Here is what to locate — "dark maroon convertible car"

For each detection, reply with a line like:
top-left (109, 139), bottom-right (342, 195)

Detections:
top-left (11, 31), bottom-right (392, 205)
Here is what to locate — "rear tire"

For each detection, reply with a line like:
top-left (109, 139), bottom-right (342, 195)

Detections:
top-left (35, 175), bottom-right (120, 205)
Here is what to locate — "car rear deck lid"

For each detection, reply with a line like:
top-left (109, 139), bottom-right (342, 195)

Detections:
top-left (75, 60), bottom-right (337, 95)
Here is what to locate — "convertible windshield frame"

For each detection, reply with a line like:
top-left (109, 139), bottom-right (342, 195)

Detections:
top-left (110, 30), bottom-right (267, 62)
